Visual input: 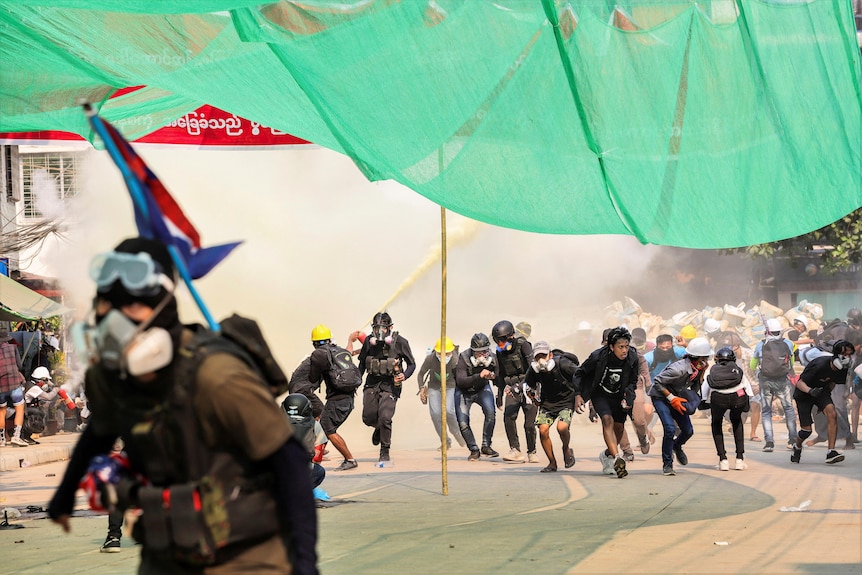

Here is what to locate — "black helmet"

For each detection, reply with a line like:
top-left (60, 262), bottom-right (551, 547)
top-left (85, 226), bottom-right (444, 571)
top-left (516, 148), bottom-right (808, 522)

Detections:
top-left (281, 393), bottom-right (312, 422)
top-left (606, 326), bottom-right (632, 346)
top-left (491, 320), bottom-right (515, 342)
top-left (848, 307), bottom-right (862, 326)
top-left (470, 332), bottom-right (491, 351)
top-left (372, 312), bottom-right (392, 327)
top-left (715, 346), bottom-right (736, 363)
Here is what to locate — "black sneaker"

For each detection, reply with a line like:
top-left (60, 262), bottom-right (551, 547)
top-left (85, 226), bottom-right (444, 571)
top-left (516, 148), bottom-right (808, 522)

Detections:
top-left (790, 445), bottom-right (802, 464)
top-left (673, 446), bottom-right (688, 466)
top-left (100, 536), bottom-right (121, 553)
top-left (480, 446), bottom-right (499, 457)
top-left (23, 436), bottom-right (39, 445)
top-left (334, 459), bottom-right (358, 471)
top-left (663, 464), bottom-right (675, 476)
top-left (371, 428), bottom-right (381, 446)
top-left (467, 450), bottom-right (480, 461)
top-left (613, 456), bottom-right (628, 478)
top-left (825, 450), bottom-right (845, 464)
top-left (763, 441), bottom-right (774, 453)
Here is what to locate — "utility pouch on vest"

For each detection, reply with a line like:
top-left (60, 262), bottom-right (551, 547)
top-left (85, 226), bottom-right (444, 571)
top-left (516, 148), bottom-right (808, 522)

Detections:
top-left (138, 486), bottom-right (172, 552)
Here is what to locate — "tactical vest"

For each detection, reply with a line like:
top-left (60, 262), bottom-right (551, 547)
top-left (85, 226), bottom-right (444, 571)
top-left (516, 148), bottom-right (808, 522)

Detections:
top-left (364, 336), bottom-right (401, 377)
top-left (88, 332), bottom-right (282, 566)
top-left (498, 337), bottom-right (528, 383)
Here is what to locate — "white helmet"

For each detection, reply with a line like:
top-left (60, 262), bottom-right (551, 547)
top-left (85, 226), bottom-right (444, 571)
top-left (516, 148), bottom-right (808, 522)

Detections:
top-left (685, 337), bottom-right (713, 357)
top-left (703, 318), bottom-right (721, 335)
top-left (577, 321), bottom-right (592, 331)
top-left (31, 366), bottom-right (51, 381)
top-left (766, 318), bottom-right (782, 334)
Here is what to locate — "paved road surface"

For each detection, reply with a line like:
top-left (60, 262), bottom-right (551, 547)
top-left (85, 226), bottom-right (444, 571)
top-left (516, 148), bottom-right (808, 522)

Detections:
top-left (1, 418), bottom-right (859, 574)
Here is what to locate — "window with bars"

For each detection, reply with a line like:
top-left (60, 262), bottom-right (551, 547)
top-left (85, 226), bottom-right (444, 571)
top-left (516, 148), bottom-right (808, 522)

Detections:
top-left (20, 152), bottom-right (80, 219)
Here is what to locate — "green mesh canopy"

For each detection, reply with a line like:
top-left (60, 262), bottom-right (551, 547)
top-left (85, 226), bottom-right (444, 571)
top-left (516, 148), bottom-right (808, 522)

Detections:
top-left (1, 1), bottom-right (860, 248)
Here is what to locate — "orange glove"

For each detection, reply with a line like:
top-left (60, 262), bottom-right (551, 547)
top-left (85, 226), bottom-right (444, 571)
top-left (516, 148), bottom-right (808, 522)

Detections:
top-left (669, 395), bottom-right (688, 414)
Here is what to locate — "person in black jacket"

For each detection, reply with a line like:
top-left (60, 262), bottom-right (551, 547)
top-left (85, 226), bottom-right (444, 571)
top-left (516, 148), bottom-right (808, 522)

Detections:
top-left (572, 327), bottom-right (638, 478)
top-left (454, 333), bottom-right (499, 461)
top-left (493, 320), bottom-right (538, 463)
top-left (704, 347), bottom-right (750, 471)
top-left (525, 341), bottom-right (578, 473)
top-left (357, 312), bottom-right (415, 462)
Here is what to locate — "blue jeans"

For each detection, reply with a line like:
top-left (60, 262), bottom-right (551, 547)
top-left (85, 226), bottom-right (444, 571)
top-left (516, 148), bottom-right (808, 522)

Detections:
top-left (759, 376), bottom-right (798, 444)
top-left (427, 386), bottom-right (464, 446)
top-left (454, 385), bottom-right (496, 452)
top-left (653, 396), bottom-right (694, 467)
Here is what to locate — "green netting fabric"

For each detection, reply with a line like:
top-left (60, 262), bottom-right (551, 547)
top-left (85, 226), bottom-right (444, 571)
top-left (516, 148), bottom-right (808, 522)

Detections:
top-left (1, 1), bottom-right (860, 247)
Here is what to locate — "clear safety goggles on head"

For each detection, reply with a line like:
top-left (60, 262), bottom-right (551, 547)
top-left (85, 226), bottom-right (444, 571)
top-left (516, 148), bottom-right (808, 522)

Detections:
top-left (89, 251), bottom-right (175, 297)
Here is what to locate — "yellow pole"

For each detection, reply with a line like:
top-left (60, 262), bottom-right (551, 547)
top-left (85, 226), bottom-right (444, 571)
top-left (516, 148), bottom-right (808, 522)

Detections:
top-left (440, 205), bottom-right (449, 496)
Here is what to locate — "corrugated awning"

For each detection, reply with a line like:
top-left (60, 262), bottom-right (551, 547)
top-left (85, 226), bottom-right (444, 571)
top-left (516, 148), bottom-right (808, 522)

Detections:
top-left (0, 273), bottom-right (71, 321)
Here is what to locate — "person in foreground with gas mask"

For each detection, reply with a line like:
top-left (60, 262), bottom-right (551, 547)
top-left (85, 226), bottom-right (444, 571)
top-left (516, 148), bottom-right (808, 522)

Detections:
top-left (47, 237), bottom-right (318, 575)
top-left (454, 333), bottom-right (500, 461)
top-left (417, 337), bottom-right (466, 451)
top-left (357, 312), bottom-right (415, 462)
top-left (492, 319), bottom-right (538, 463)
top-left (525, 341), bottom-right (578, 473)
top-left (790, 340), bottom-right (855, 465)
top-left (572, 327), bottom-right (638, 479)
top-left (649, 337), bottom-right (712, 476)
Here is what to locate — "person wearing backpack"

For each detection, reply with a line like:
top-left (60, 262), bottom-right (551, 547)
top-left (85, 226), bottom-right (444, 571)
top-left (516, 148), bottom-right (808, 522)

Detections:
top-left (308, 324), bottom-right (360, 471)
top-left (525, 341), bottom-right (578, 473)
top-left (750, 318), bottom-right (798, 453)
top-left (357, 312), bottom-right (416, 463)
top-left (573, 327), bottom-right (639, 478)
top-left (47, 238), bottom-right (318, 575)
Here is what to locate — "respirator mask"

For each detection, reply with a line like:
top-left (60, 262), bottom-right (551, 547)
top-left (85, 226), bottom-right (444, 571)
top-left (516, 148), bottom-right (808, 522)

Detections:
top-left (470, 351), bottom-right (492, 368)
top-left (531, 357), bottom-right (555, 373)
top-left (832, 355), bottom-right (851, 370)
top-left (496, 339), bottom-right (512, 353)
top-left (72, 308), bottom-right (174, 377)
top-left (369, 324), bottom-right (394, 346)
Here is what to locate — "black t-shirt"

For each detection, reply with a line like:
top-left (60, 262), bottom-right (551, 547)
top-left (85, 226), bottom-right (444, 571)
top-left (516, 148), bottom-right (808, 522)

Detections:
top-left (799, 355), bottom-right (849, 390)
top-left (525, 356), bottom-right (576, 413)
top-left (597, 354), bottom-right (625, 395)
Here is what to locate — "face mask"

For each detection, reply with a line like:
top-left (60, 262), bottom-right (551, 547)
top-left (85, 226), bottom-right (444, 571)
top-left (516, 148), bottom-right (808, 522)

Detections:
top-left (72, 309), bottom-right (173, 376)
top-left (496, 340), bottom-right (512, 353)
top-left (832, 356), bottom-right (851, 370)
top-left (470, 353), bottom-right (492, 368)
top-left (531, 358), bottom-right (555, 372)
top-left (435, 352), bottom-right (452, 363)
top-left (370, 326), bottom-right (393, 346)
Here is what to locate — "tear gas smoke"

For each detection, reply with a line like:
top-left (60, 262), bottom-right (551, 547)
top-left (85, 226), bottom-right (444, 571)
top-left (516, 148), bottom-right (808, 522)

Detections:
top-left (22, 145), bottom-right (758, 450)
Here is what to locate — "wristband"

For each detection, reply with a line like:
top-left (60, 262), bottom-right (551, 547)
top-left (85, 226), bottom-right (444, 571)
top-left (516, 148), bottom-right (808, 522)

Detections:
top-left (666, 394), bottom-right (677, 401)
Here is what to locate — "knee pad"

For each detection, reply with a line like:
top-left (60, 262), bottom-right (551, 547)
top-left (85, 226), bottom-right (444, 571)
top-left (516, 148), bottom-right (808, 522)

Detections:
top-left (798, 429), bottom-right (812, 441)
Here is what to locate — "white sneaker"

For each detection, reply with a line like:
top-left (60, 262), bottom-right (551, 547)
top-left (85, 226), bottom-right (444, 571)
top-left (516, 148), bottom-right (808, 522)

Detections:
top-left (599, 450), bottom-right (615, 475)
top-left (718, 459), bottom-right (730, 471)
top-left (10, 436), bottom-right (29, 447)
top-left (503, 448), bottom-right (525, 462)
top-left (735, 458), bottom-right (748, 470)
top-left (527, 451), bottom-right (540, 463)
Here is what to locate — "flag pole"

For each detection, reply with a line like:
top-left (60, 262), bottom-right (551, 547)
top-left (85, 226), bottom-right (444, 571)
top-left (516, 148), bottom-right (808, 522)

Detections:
top-left (84, 104), bottom-right (221, 332)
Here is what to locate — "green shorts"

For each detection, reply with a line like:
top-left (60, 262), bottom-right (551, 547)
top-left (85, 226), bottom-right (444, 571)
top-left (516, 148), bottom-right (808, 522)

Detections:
top-left (535, 407), bottom-right (573, 426)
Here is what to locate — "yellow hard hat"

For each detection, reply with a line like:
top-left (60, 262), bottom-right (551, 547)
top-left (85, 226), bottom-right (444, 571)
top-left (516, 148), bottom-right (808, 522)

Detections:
top-left (679, 325), bottom-right (697, 340)
top-left (311, 324), bottom-right (332, 342)
top-left (434, 337), bottom-right (455, 354)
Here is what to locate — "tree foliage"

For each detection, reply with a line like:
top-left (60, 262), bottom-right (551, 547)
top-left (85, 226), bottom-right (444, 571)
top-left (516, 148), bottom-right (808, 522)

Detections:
top-left (723, 208), bottom-right (862, 273)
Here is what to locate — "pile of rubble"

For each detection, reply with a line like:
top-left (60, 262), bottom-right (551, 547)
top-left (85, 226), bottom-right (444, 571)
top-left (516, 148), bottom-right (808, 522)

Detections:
top-left (603, 297), bottom-right (825, 348)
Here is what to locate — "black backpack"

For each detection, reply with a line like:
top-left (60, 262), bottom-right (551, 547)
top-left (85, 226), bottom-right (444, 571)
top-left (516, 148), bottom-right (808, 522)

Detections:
top-left (759, 338), bottom-right (792, 379)
top-left (326, 345), bottom-right (363, 393)
top-left (188, 314), bottom-right (290, 397)
top-left (552, 349), bottom-right (580, 367)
